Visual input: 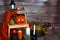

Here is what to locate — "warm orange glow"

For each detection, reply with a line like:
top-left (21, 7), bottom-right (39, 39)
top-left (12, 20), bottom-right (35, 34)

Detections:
top-left (18, 30), bottom-right (22, 40)
top-left (15, 16), bottom-right (26, 24)
top-left (13, 29), bottom-right (16, 33)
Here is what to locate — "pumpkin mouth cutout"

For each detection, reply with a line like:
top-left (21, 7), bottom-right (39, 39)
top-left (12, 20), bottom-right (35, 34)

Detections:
top-left (15, 16), bottom-right (26, 24)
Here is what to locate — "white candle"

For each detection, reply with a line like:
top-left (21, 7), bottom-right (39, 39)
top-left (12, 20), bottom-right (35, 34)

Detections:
top-left (26, 27), bottom-right (30, 36)
top-left (26, 27), bottom-right (30, 40)
top-left (33, 24), bottom-right (35, 35)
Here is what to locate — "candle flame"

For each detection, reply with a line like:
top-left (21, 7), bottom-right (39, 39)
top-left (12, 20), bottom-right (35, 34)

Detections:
top-left (18, 30), bottom-right (22, 32)
top-left (13, 29), bottom-right (16, 33)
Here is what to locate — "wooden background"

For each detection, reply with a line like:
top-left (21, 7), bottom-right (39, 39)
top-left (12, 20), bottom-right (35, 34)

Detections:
top-left (0, 0), bottom-right (60, 29)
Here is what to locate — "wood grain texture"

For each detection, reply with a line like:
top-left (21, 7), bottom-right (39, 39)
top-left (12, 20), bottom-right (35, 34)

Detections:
top-left (0, 0), bottom-right (60, 28)
top-left (37, 29), bottom-right (60, 40)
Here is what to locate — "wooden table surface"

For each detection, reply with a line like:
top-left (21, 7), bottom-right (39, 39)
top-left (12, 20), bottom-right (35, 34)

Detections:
top-left (37, 29), bottom-right (60, 40)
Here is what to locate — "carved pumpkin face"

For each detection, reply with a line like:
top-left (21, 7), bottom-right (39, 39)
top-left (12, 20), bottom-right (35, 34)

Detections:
top-left (15, 16), bottom-right (26, 24)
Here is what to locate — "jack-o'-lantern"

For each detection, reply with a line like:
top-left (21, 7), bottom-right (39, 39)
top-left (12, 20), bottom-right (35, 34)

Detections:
top-left (15, 16), bottom-right (26, 24)
top-left (21, 16), bottom-right (26, 23)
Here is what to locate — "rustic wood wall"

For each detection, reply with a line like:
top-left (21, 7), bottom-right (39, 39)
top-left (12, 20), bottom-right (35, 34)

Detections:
top-left (0, 0), bottom-right (59, 28)
top-left (54, 0), bottom-right (60, 28)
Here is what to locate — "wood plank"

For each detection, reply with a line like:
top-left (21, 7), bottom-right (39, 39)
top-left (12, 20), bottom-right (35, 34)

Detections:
top-left (37, 30), bottom-right (60, 40)
top-left (43, 30), bottom-right (60, 40)
top-left (53, 29), bottom-right (60, 39)
top-left (37, 36), bottom-right (45, 40)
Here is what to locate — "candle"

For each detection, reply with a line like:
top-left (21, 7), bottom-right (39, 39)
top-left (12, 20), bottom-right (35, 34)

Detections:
top-left (13, 29), bottom-right (16, 33)
top-left (31, 24), bottom-right (37, 40)
top-left (33, 24), bottom-right (35, 35)
top-left (26, 27), bottom-right (30, 36)
top-left (26, 27), bottom-right (30, 40)
top-left (10, 29), bottom-right (18, 40)
top-left (18, 30), bottom-right (22, 40)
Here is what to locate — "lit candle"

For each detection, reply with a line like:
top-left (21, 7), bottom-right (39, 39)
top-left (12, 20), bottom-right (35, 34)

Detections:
top-left (33, 24), bottom-right (35, 35)
top-left (18, 30), bottom-right (22, 40)
top-left (11, 29), bottom-right (18, 40)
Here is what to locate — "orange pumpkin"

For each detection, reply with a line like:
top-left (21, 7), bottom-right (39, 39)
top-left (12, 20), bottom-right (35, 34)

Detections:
top-left (15, 16), bottom-right (26, 24)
